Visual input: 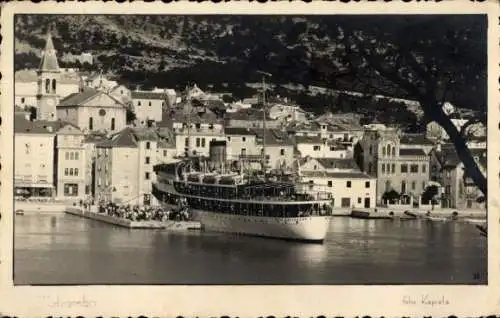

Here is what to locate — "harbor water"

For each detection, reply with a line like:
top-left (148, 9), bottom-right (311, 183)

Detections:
top-left (14, 213), bottom-right (486, 285)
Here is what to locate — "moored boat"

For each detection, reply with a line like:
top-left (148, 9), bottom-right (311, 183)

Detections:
top-left (425, 216), bottom-right (447, 222)
top-left (465, 218), bottom-right (487, 225)
top-left (152, 160), bottom-right (333, 243)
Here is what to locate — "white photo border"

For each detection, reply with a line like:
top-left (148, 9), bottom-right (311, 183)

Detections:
top-left (0, 1), bottom-right (499, 316)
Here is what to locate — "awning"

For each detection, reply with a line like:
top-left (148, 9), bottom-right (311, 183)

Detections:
top-left (15, 184), bottom-right (54, 188)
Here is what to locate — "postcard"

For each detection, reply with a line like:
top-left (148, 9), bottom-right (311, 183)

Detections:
top-left (0, 1), bottom-right (498, 316)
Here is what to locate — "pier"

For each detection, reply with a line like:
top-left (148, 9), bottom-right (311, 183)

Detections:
top-left (65, 207), bottom-right (201, 231)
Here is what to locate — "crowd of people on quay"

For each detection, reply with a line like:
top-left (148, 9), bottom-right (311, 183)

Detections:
top-left (93, 201), bottom-right (191, 222)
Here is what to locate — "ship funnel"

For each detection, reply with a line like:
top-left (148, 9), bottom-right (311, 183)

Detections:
top-left (209, 140), bottom-right (227, 171)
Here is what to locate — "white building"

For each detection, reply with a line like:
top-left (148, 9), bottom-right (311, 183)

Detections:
top-left (162, 107), bottom-right (225, 157)
top-left (14, 114), bottom-right (55, 197)
top-left (131, 91), bottom-right (167, 124)
top-left (224, 127), bottom-right (259, 162)
top-left (299, 157), bottom-right (376, 209)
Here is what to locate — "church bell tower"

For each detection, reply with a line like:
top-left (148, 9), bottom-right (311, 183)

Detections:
top-left (37, 29), bottom-right (60, 121)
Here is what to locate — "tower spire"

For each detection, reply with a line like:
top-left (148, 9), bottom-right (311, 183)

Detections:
top-left (39, 27), bottom-right (60, 72)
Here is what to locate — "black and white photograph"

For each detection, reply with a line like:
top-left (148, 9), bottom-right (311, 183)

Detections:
top-left (1, 1), bottom-right (498, 316)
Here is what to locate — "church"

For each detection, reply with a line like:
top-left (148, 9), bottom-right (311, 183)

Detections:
top-left (34, 30), bottom-right (127, 133)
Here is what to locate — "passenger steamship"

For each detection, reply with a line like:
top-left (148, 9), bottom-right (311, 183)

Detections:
top-left (152, 157), bottom-right (333, 242)
top-left (152, 76), bottom-right (332, 242)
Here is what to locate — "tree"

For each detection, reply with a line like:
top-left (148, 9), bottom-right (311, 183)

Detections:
top-left (126, 107), bottom-right (137, 124)
top-left (28, 106), bottom-right (37, 121)
top-left (421, 185), bottom-right (439, 205)
top-left (382, 190), bottom-right (400, 204)
top-left (338, 15), bottom-right (486, 198)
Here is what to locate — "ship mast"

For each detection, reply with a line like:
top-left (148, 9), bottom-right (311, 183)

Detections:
top-left (257, 71), bottom-right (272, 176)
top-left (185, 84), bottom-right (191, 159)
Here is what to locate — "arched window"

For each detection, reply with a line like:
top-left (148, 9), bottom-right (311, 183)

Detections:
top-left (45, 79), bottom-right (50, 93)
top-left (111, 118), bottom-right (115, 130)
top-left (386, 144), bottom-right (391, 157)
top-left (392, 147), bottom-right (396, 156)
top-left (382, 147), bottom-right (386, 156)
top-left (146, 141), bottom-right (151, 149)
top-left (69, 168), bottom-right (74, 176)
top-left (401, 181), bottom-right (407, 193)
top-left (52, 79), bottom-right (56, 92)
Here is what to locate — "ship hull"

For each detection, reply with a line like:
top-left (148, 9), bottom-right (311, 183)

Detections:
top-left (190, 208), bottom-right (331, 243)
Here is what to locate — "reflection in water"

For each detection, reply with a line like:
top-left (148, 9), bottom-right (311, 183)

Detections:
top-left (14, 214), bottom-right (487, 285)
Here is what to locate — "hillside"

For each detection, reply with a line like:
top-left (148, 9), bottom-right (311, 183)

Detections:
top-left (14, 14), bottom-right (486, 127)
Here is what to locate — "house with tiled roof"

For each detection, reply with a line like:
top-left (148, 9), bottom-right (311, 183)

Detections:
top-left (94, 127), bottom-right (178, 205)
top-left (35, 119), bottom-right (87, 199)
top-left (299, 156), bottom-right (361, 173)
top-left (57, 88), bottom-right (126, 133)
top-left (224, 108), bottom-right (280, 129)
top-left (131, 89), bottom-right (176, 124)
top-left (299, 157), bottom-right (376, 209)
top-left (160, 107), bottom-right (226, 157)
top-left (224, 127), bottom-right (258, 162)
top-left (295, 135), bottom-right (350, 159)
top-left (400, 133), bottom-right (435, 155)
top-left (429, 145), bottom-right (486, 209)
top-left (249, 128), bottom-right (295, 171)
top-left (14, 114), bottom-right (55, 198)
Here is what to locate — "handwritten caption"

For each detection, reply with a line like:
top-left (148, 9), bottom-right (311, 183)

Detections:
top-left (40, 295), bottom-right (97, 308)
top-left (403, 294), bottom-right (450, 306)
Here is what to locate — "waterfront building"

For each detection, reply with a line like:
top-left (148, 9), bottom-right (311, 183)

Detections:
top-left (83, 133), bottom-right (107, 199)
top-left (358, 126), bottom-right (430, 204)
top-left (298, 157), bottom-right (376, 209)
top-left (429, 145), bottom-right (486, 209)
top-left (14, 114), bottom-right (55, 197)
top-left (94, 127), bottom-right (166, 205)
top-left (56, 88), bottom-right (127, 133)
top-left (36, 120), bottom-right (86, 199)
top-left (156, 127), bottom-right (178, 164)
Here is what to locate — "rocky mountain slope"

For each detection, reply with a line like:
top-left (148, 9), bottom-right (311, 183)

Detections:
top-left (14, 15), bottom-right (485, 128)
